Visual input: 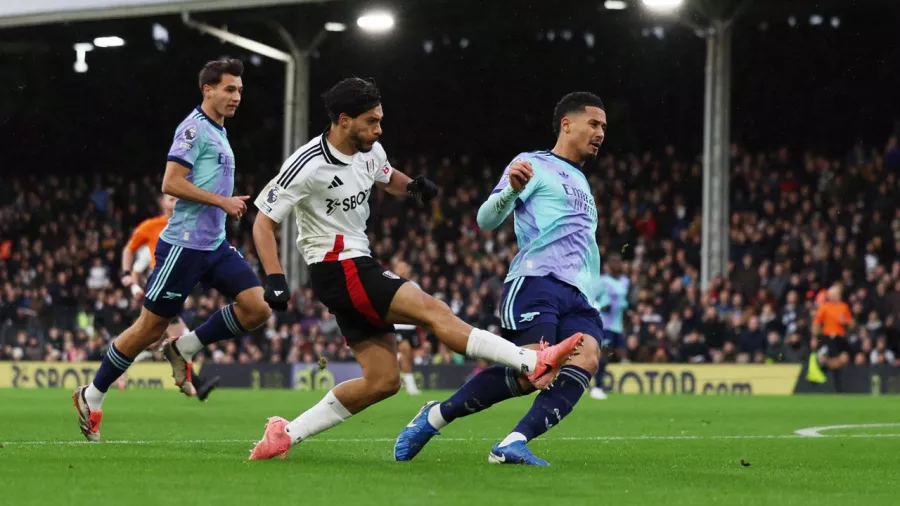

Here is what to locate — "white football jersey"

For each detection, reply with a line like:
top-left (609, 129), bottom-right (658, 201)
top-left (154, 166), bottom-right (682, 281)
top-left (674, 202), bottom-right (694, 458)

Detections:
top-left (255, 130), bottom-right (393, 264)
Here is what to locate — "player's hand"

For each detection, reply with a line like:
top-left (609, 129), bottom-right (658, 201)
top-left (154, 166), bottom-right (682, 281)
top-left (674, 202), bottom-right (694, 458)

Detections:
top-left (221, 195), bottom-right (250, 219)
top-left (120, 272), bottom-right (134, 287)
top-left (264, 273), bottom-right (290, 311)
top-left (508, 160), bottom-right (533, 192)
top-left (406, 176), bottom-right (439, 203)
top-left (130, 284), bottom-right (145, 302)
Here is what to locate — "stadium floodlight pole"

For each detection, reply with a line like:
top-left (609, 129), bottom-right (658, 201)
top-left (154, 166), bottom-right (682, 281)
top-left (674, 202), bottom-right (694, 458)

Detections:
top-left (641, 0), bottom-right (748, 296)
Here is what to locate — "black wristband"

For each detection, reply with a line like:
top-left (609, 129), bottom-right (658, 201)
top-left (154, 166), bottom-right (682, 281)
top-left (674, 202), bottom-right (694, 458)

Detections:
top-left (267, 273), bottom-right (288, 285)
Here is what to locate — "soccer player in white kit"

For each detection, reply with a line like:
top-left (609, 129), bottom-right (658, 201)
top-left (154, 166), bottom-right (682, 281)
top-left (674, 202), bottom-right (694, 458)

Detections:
top-left (247, 78), bottom-right (584, 460)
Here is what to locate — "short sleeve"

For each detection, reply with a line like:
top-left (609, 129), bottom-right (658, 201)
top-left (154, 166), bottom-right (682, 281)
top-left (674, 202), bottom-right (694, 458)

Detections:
top-left (166, 119), bottom-right (205, 169)
top-left (254, 156), bottom-right (318, 224)
top-left (490, 154), bottom-right (541, 201)
top-left (372, 142), bottom-right (393, 184)
top-left (125, 222), bottom-right (151, 252)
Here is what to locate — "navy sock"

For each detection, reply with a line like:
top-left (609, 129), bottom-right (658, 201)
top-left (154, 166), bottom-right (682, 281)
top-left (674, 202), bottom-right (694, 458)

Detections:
top-left (439, 366), bottom-right (525, 423)
top-left (192, 366), bottom-right (204, 385)
top-left (595, 357), bottom-right (608, 389)
top-left (195, 303), bottom-right (248, 345)
top-left (91, 343), bottom-right (134, 393)
top-left (512, 365), bottom-right (591, 441)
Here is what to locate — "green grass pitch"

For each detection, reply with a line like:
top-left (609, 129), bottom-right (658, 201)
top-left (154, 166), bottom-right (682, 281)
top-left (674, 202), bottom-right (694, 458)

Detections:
top-left (1, 389), bottom-right (898, 505)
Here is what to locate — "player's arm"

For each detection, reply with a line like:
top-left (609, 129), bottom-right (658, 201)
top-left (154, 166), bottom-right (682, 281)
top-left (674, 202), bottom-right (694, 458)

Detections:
top-left (120, 225), bottom-right (148, 290)
top-left (477, 158), bottom-right (535, 230)
top-left (162, 120), bottom-right (248, 217)
top-left (252, 165), bottom-right (314, 311)
top-left (372, 146), bottom-right (437, 201)
top-left (162, 162), bottom-right (248, 217)
top-left (252, 212), bottom-right (283, 276)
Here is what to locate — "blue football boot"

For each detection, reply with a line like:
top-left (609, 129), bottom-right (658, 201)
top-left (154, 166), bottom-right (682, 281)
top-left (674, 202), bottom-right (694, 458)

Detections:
top-left (488, 440), bottom-right (549, 466)
top-left (394, 401), bottom-right (441, 461)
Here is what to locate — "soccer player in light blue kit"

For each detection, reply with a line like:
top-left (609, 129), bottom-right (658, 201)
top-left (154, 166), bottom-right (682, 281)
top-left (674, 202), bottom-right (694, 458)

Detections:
top-left (395, 92), bottom-right (607, 466)
top-left (73, 59), bottom-right (274, 441)
top-left (591, 254), bottom-right (630, 400)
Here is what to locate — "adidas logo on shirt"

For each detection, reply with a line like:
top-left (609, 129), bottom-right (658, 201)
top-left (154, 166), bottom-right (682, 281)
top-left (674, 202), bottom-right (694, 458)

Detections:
top-left (327, 176), bottom-right (344, 189)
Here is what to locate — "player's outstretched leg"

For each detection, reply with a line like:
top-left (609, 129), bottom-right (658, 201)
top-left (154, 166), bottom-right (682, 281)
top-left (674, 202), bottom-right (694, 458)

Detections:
top-left (166, 287), bottom-right (270, 395)
top-left (73, 308), bottom-right (171, 441)
top-left (490, 334), bottom-right (600, 466)
top-left (385, 283), bottom-right (582, 389)
top-left (250, 334), bottom-right (400, 460)
top-left (394, 365), bottom-right (534, 461)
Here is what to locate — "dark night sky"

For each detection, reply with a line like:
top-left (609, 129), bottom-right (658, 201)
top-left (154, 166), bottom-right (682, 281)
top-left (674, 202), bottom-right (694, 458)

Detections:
top-left (1, 0), bottom-right (899, 177)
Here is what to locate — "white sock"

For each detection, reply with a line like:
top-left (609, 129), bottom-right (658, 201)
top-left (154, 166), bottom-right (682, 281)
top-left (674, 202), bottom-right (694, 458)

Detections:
top-left (498, 432), bottom-right (528, 447)
top-left (133, 350), bottom-right (153, 363)
top-left (285, 389), bottom-right (352, 445)
top-left (84, 383), bottom-right (106, 410)
top-left (402, 373), bottom-right (419, 392)
top-left (175, 331), bottom-right (203, 360)
top-left (427, 403), bottom-right (448, 430)
top-left (465, 328), bottom-right (537, 374)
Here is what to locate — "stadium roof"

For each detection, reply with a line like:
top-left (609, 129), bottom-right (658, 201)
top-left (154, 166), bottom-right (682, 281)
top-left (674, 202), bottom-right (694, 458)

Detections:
top-left (2, 0), bottom-right (898, 30)
top-left (0, 0), bottom-right (334, 28)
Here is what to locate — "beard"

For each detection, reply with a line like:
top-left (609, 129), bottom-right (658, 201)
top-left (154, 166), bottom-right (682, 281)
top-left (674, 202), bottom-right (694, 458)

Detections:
top-left (349, 130), bottom-right (374, 153)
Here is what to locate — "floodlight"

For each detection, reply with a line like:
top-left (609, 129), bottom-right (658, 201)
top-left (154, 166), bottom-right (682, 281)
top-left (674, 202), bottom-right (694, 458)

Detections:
top-left (73, 42), bottom-right (93, 73)
top-left (641, 0), bottom-right (683, 13)
top-left (357, 11), bottom-right (394, 33)
top-left (94, 36), bottom-right (125, 48)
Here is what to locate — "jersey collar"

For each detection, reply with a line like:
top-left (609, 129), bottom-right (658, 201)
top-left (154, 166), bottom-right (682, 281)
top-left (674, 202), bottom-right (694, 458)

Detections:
top-left (547, 150), bottom-right (581, 171)
top-left (320, 127), bottom-right (352, 166)
top-left (195, 106), bottom-right (225, 132)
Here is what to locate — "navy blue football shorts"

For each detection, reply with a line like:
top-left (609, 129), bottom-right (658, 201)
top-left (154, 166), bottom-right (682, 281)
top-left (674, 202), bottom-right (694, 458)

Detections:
top-left (498, 275), bottom-right (604, 346)
top-left (143, 239), bottom-right (261, 318)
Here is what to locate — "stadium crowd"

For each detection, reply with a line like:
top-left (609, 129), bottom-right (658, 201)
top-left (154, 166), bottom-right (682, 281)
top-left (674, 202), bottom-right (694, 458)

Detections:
top-left (2, 139), bottom-right (900, 369)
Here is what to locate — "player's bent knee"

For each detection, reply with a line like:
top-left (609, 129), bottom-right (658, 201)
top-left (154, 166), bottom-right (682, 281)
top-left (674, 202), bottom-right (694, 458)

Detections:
top-left (379, 376), bottom-right (402, 399)
top-left (120, 310), bottom-right (171, 352)
top-left (236, 295), bottom-right (272, 329)
top-left (571, 333), bottom-right (601, 373)
top-left (368, 374), bottom-right (401, 401)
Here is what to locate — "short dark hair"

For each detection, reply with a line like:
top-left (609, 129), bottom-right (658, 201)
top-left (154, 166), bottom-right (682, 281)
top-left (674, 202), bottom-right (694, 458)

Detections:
top-left (322, 77), bottom-right (382, 123)
top-left (552, 92), bottom-right (605, 136)
top-left (198, 59), bottom-right (244, 90)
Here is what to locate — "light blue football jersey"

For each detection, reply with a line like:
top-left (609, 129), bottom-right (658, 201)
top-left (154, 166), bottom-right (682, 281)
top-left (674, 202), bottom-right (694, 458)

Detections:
top-left (490, 150), bottom-right (601, 302)
top-left (161, 106), bottom-right (236, 251)
top-left (598, 274), bottom-right (630, 333)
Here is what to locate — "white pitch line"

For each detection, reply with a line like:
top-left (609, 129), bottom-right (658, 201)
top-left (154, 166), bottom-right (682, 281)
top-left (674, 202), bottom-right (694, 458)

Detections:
top-left (793, 423), bottom-right (900, 438)
top-left (3, 433), bottom-right (900, 447)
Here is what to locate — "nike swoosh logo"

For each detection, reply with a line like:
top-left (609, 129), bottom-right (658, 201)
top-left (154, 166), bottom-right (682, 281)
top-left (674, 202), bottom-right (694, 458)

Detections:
top-left (492, 453), bottom-right (506, 462)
